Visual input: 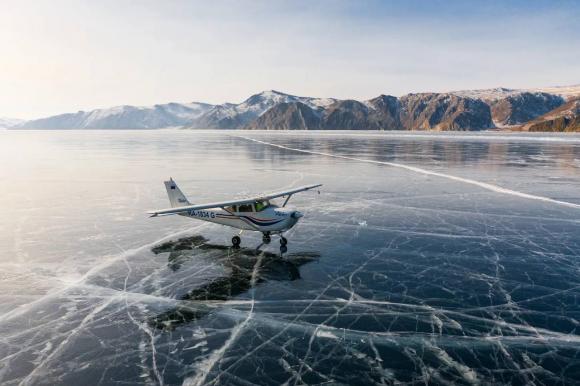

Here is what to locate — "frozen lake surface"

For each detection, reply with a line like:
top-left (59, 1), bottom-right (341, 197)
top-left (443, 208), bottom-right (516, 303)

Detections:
top-left (1, 130), bottom-right (580, 385)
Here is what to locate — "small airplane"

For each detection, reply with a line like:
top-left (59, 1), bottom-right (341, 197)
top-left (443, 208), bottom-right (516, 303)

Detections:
top-left (148, 178), bottom-right (322, 249)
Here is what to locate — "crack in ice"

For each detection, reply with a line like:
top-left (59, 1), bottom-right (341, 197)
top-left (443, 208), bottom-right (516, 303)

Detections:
top-left (236, 136), bottom-right (580, 210)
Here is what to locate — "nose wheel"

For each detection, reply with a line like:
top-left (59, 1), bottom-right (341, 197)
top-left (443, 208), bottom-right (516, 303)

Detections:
top-left (232, 235), bottom-right (241, 248)
top-left (279, 236), bottom-right (288, 254)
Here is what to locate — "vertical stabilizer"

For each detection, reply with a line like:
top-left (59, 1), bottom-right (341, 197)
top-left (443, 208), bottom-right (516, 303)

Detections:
top-left (164, 178), bottom-right (191, 207)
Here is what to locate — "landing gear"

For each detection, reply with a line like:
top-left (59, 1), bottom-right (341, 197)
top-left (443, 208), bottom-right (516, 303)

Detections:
top-left (262, 232), bottom-right (271, 244)
top-left (279, 236), bottom-right (288, 254)
top-left (232, 235), bottom-right (241, 248)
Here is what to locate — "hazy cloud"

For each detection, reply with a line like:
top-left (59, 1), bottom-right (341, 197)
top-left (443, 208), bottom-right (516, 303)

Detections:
top-left (1, 0), bottom-right (579, 119)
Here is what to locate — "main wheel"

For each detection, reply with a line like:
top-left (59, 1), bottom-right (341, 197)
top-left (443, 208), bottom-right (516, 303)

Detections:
top-left (262, 234), bottom-right (271, 244)
top-left (232, 236), bottom-right (241, 247)
top-left (280, 236), bottom-right (287, 246)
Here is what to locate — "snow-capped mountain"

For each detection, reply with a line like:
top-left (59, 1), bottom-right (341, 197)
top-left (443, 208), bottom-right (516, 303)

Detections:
top-left (16, 102), bottom-right (213, 129)
top-left (449, 87), bottom-right (524, 102)
top-left (0, 117), bottom-right (24, 128)
top-left (449, 88), bottom-right (566, 126)
top-left (188, 90), bottom-right (337, 129)
top-left (531, 84), bottom-right (580, 100)
top-left (450, 85), bottom-right (580, 102)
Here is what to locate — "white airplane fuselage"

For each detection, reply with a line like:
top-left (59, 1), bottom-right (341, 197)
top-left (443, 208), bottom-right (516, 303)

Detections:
top-left (179, 205), bottom-right (302, 233)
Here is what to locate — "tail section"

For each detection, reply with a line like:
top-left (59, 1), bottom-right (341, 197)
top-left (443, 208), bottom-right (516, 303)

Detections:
top-left (164, 178), bottom-right (191, 207)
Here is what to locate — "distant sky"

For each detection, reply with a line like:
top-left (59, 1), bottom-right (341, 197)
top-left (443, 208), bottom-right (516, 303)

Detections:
top-left (1, 0), bottom-right (579, 119)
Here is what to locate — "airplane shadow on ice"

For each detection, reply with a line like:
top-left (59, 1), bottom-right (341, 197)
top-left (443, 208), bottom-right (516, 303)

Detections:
top-left (148, 235), bottom-right (320, 330)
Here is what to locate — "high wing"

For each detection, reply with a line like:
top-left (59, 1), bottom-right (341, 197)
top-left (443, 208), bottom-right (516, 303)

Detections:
top-left (255, 183), bottom-right (323, 201)
top-left (148, 184), bottom-right (322, 217)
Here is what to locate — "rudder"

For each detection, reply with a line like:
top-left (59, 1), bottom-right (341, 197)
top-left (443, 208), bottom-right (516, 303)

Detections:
top-left (164, 178), bottom-right (191, 207)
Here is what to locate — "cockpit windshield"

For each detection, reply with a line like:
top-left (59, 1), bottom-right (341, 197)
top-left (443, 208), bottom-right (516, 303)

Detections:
top-left (254, 200), bottom-right (270, 212)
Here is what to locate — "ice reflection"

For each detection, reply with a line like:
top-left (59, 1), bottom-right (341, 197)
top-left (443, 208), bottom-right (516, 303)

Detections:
top-left (236, 134), bottom-right (580, 172)
top-left (149, 236), bottom-right (320, 330)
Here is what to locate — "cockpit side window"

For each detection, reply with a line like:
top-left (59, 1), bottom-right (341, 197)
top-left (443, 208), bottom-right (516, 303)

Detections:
top-left (238, 204), bottom-right (253, 212)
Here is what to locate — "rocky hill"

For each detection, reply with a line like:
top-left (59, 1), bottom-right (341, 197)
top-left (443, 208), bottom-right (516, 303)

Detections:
top-left (247, 102), bottom-right (322, 130)
top-left (323, 100), bottom-right (380, 130)
top-left (450, 89), bottom-right (566, 127)
top-left (398, 93), bottom-right (492, 131)
top-left (489, 92), bottom-right (564, 126)
top-left (520, 98), bottom-right (580, 132)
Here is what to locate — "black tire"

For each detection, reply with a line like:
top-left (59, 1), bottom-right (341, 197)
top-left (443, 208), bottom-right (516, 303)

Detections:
top-left (280, 236), bottom-right (287, 246)
top-left (280, 245), bottom-right (288, 254)
top-left (262, 236), bottom-right (271, 244)
top-left (232, 236), bottom-right (241, 247)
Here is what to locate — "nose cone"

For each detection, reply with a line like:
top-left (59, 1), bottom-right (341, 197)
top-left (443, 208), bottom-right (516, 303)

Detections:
top-left (291, 211), bottom-right (303, 219)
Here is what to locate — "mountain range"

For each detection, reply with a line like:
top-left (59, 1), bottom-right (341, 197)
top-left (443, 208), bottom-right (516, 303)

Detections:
top-left (6, 85), bottom-right (580, 131)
